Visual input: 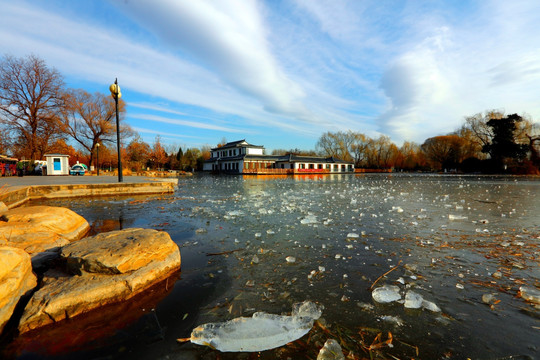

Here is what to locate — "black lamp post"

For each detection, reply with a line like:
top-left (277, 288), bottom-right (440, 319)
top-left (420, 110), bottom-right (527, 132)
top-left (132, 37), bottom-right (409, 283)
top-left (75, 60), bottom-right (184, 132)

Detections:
top-left (96, 143), bottom-right (100, 176)
top-left (109, 78), bottom-right (123, 182)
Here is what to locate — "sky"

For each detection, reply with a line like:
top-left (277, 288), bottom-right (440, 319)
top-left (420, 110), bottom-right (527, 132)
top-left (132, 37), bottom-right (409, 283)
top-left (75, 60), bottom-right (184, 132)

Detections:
top-left (1, 0), bottom-right (540, 153)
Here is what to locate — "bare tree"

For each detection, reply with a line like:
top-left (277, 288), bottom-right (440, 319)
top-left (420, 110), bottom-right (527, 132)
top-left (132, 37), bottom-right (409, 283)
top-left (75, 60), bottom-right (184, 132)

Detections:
top-left (315, 131), bottom-right (355, 161)
top-left (0, 54), bottom-right (65, 160)
top-left (59, 88), bottom-right (129, 167)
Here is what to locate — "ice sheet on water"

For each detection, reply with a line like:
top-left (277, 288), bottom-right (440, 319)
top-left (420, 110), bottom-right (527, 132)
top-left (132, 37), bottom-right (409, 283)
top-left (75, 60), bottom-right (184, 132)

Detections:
top-left (189, 301), bottom-right (322, 352)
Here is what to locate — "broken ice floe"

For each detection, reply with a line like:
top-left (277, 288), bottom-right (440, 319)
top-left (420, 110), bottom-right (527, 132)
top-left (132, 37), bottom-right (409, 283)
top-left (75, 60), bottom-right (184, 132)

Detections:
top-left (300, 214), bottom-right (318, 224)
top-left (373, 286), bottom-right (441, 312)
top-left (448, 214), bottom-right (467, 220)
top-left (317, 339), bottom-right (345, 360)
top-left (372, 285), bottom-right (401, 303)
top-left (187, 301), bottom-right (322, 352)
top-left (520, 286), bottom-right (540, 305)
top-left (404, 291), bottom-right (423, 309)
top-left (285, 256), bottom-right (296, 263)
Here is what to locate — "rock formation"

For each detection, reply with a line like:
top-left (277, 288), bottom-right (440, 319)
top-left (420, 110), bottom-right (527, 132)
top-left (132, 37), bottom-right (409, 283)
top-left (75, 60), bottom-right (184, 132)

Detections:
top-left (0, 206), bottom-right (90, 255)
top-left (18, 228), bottom-right (181, 333)
top-left (0, 247), bottom-right (37, 333)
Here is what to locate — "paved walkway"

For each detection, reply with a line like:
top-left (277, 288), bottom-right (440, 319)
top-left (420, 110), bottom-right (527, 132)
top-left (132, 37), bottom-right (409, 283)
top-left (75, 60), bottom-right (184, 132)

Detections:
top-left (0, 175), bottom-right (176, 188)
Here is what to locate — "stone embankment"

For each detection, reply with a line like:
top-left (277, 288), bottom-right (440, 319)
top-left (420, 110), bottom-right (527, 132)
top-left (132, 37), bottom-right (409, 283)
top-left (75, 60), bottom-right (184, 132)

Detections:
top-left (0, 181), bottom-right (176, 209)
top-left (0, 182), bottom-right (181, 336)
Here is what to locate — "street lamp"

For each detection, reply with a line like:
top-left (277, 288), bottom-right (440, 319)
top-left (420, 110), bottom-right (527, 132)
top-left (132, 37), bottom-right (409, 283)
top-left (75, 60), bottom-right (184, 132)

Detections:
top-left (109, 78), bottom-right (123, 182)
top-left (96, 143), bottom-right (100, 176)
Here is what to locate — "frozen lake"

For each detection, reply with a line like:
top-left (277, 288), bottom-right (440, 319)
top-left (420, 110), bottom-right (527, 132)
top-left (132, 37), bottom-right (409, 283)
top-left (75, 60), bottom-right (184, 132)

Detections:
top-left (5, 174), bottom-right (539, 359)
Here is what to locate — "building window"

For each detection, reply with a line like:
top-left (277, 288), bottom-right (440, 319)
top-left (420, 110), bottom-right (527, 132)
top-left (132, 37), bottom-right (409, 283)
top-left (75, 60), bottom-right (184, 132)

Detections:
top-left (318, 164), bottom-right (323, 169)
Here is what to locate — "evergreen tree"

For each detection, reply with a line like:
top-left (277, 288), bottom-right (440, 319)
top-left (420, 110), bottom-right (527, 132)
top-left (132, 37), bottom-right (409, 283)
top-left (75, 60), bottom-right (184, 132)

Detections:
top-left (176, 146), bottom-right (183, 162)
top-left (482, 114), bottom-right (527, 171)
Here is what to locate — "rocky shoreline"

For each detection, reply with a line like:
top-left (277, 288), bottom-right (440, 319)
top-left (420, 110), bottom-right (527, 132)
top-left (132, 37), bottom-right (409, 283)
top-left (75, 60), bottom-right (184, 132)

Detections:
top-left (0, 182), bottom-right (181, 340)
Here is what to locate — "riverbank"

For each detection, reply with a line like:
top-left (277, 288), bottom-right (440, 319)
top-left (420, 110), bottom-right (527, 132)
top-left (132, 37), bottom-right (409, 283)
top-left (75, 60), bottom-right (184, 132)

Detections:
top-left (0, 175), bottom-right (178, 209)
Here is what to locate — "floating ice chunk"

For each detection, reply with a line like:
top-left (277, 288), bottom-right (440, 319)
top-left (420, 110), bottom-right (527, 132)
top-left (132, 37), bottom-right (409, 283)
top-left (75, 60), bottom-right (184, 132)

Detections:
top-left (422, 300), bottom-right (441, 312)
top-left (392, 206), bottom-right (404, 213)
top-left (285, 256), bottom-right (296, 263)
top-left (520, 286), bottom-right (540, 304)
top-left (448, 214), bottom-right (468, 220)
top-left (404, 291), bottom-right (423, 309)
top-left (300, 214), bottom-right (318, 224)
top-left (317, 339), bottom-right (345, 360)
top-left (188, 301), bottom-right (322, 352)
top-left (372, 285), bottom-right (401, 303)
top-left (251, 255), bottom-right (259, 264)
top-left (266, 229), bottom-right (275, 235)
top-left (195, 228), bottom-right (207, 234)
top-left (255, 233), bottom-right (262, 238)
top-left (227, 210), bottom-right (244, 217)
top-left (482, 293), bottom-right (497, 305)
top-left (379, 315), bottom-right (403, 326)
top-left (346, 233), bottom-right (360, 239)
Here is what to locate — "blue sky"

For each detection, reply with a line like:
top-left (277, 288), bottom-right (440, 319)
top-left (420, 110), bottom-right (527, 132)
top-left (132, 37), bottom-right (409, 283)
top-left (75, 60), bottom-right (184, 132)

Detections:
top-left (1, 0), bottom-right (539, 152)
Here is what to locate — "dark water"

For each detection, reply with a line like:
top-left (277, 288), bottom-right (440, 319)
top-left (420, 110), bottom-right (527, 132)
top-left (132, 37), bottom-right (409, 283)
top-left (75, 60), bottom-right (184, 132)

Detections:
top-left (2, 174), bottom-right (539, 359)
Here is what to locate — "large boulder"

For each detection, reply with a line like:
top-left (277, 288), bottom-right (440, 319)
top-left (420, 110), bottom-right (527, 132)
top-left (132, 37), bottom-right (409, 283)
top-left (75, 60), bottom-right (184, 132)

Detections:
top-left (18, 228), bottom-right (181, 333)
top-left (0, 206), bottom-right (90, 255)
top-left (0, 247), bottom-right (37, 334)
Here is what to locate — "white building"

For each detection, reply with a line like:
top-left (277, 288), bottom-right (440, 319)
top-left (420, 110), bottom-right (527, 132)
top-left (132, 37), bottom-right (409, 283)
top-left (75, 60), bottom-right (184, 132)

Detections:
top-left (203, 140), bottom-right (354, 174)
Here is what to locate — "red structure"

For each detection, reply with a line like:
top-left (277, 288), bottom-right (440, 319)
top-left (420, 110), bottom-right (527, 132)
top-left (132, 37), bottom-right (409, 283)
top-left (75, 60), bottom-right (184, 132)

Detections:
top-left (0, 155), bottom-right (17, 176)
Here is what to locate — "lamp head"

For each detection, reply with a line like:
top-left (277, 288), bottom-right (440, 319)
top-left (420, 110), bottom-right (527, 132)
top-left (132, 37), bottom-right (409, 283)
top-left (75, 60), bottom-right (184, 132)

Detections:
top-left (109, 83), bottom-right (121, 98)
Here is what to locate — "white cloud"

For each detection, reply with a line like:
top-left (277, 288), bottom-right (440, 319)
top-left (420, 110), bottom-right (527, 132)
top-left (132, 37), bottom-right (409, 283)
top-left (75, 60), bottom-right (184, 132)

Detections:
top-left (129, 114), bottom-right (244, 133)
top-left (112, 0), bottom-right (311, 119)
top-left (377, 0), bottom-right (540, 144)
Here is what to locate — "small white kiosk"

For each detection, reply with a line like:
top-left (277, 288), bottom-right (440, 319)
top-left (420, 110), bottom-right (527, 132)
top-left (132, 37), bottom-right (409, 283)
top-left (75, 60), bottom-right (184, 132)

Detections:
top-left (44, 154), bottom-right (70, 175)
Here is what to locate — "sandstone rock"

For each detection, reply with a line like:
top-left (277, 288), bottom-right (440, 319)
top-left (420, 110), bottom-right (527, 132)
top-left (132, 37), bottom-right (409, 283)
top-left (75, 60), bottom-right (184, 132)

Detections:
top-left (0, 246), bottom-right (37, 333)
top-left (61, 228), bottom-right (177, 275)
top-left (0, 201), bottom-right (8, 214)
top-left (0, 206), bottom-right (89, 255)
top-left (18, 228), bottom-right (181, 333)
